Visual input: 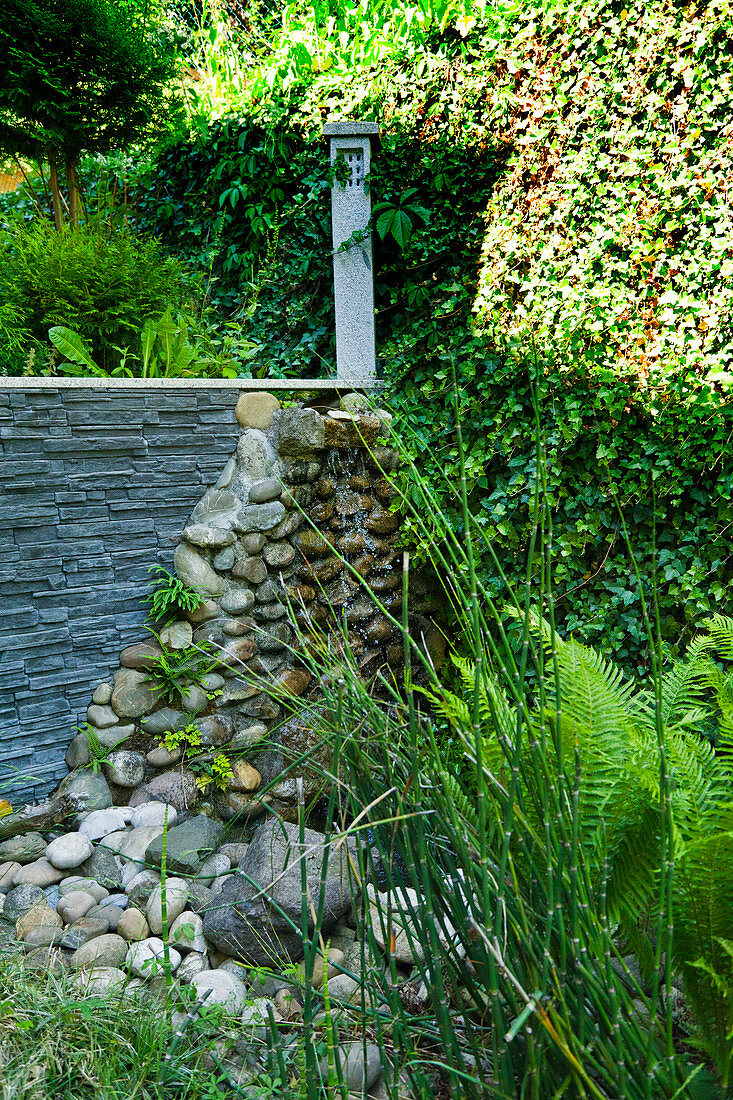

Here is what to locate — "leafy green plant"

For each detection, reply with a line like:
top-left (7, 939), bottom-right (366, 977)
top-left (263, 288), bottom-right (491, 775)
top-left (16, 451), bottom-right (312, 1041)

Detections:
top-left (0, 950), bottom-right (240, 1099)
top-left (47, 308), bottom-right (221, 379)
top-left (0, 0), bottom-right (177, 230)
top-left (160, 719), bottom-right (204, 758)
top-left (281, 435), bottom-right (707, 1099)
top-left (144, 565), bottom-right (205, 622)
top-left (192, 753), bottom-right (233, 792)
top-left (166, 311), bottom-right (258, 377)
top-left (422, 599), bottom-right (733, 1089)
top-left (180, 0), bottom-right (498, 108)
top-left (111, 0), bottom-right (733, 677)
top-left (135, 308), bottom-right (213, 378)
top-left (143, 642), bottom-right (215, 705)
top-left (78, 723), bottom-right (126, 774)
top-left (42, 305), bottom-right (254, 379)
top-left (170, 919), bottom-right (197, 949)
top-left (371, 189), bottom-right (430, 251)
top-left (472, 0), bottom-right (733, 394)
top-left (48, 326), bottom-right (107, 375)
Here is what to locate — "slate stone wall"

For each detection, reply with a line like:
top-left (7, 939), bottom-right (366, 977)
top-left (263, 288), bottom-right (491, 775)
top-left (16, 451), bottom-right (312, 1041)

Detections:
top-left (0, 387), bottom-right (240, 805)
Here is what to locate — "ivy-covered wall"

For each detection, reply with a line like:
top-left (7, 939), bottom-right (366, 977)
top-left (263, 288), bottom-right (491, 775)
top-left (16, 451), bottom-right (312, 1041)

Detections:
top-left (0, 386), bottom-right (240, 804)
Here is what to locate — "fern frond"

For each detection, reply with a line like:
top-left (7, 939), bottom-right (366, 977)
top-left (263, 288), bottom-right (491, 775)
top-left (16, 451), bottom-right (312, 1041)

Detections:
top-left (673, 831), bottom-right (733, 1077)
top-left (708, 666), bottom-right (733, 744)
top-left (425, 687), bottom-right (473, 732)
top-left (551, 638), bottom-right (639, 752)
top-left (699, 614), bottom-right (733, 661)
top-left (430, 653), bottom-right (518, 757)
top-left (594, 777), bottom-right (661, 921)
top-left (655, 654), bottom-right (716, 727)
top-left (438, 772), bottom-right (480, 835)
top-left (509, 609), bottom-right (642, 747)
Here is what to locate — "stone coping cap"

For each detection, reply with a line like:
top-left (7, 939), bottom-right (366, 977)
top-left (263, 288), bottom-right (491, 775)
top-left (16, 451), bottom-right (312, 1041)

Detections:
top-left (322, 121), bottom-right (379, 136)
top-left (0, 377), bottom-right (380, 391)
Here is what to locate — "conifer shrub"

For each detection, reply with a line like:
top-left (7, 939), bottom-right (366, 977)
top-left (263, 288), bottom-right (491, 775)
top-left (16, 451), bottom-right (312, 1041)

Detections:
top-left (0, 220), bottom-right (195, 374)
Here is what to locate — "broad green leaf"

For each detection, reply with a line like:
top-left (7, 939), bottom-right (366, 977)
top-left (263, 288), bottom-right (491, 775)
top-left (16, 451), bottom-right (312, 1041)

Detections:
top-left (391, 208), bottom-right (413, 249)
top-left (48, 326), bottom-right (100, 372)
top-left (156, 308), bottom-right (177, 369)
top-left (376, 209), bottom-right (395, 240)
top-left (168, 343), bottom-right (196, 377)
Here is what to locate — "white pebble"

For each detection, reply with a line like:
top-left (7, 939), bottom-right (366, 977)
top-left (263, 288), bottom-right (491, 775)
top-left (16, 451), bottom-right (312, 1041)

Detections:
top-left (45, 833), bottom-right (93, 870)
top-left (130, 803), bottom-right (178, 830)
top-left (126, 937), bottom-right (181, 978)
top-left (79, 809), bottom-right (127, 841)
top-left (191, 970), bottom-right (247, 1013)
top-left (169, 910), bottom-right (206, 953)
top-left (177, 952), bottom-right (209, 984)
top-left (146, 878), bottom-right (188, 935)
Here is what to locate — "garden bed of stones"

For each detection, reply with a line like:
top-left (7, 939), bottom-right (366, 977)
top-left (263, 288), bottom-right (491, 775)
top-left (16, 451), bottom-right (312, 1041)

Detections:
top-left (0, 787), bottom-right (425, 1099)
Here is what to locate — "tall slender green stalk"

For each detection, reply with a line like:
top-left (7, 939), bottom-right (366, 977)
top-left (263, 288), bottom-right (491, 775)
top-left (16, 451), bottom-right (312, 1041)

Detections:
top-left (159, 806), bottom-right (173, 1009)
top-left (613, 489), bottom-right (676, 1089)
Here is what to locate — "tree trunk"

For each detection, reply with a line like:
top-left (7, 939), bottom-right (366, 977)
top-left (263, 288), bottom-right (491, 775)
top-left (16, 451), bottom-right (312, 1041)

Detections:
top-left (48, 149), bottom-right (64, 232)
top-left (13, 156), bottom-right (49, 222)
top-left (65, 151), bottom-right (81, 230)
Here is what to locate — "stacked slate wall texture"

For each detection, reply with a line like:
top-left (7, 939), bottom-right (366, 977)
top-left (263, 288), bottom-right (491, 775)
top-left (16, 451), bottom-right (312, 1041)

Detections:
top-left (0, 387), bottom-right (240, 805)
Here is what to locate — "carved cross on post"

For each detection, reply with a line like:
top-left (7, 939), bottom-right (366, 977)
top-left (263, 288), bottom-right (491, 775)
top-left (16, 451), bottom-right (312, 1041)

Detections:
top-left (323, 121), bottom-right (379, 386)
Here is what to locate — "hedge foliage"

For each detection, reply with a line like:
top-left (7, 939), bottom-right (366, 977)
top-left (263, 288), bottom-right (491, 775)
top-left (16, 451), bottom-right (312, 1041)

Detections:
top-left (0, 220), bottom-right (192, 373)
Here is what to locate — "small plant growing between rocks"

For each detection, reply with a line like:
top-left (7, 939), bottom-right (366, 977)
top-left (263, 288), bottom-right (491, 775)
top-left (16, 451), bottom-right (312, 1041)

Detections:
top-left (144, 565), bottom-right (205, 622)
top-left (192, 753), bottom-right (233, 792)
top-left (143, 642), bottom-right (216, 704)
top-left (160, 719), bottom-right (204, 758)
top-left (78, 723), bottom-right (126, 773)
top-left (156, 719), bottom-right (233, 789)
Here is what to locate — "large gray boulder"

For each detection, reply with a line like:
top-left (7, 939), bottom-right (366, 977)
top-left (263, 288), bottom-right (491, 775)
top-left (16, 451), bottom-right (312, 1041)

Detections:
top-left (56, 770), bottom-right (112, 812)
top-left (173, 543), bottom-right (225, 597)
top-left (0, 832), bottom-right (46, 865)
top-left (80, 845), bottom-right (123, 891)
top-left (276, 408), bottom-right (326, 456)
top-left (235, 430), bottom-right (280, 482)
top-left (111, 669), bottom-right (162, 719)
top-left (3, 884), bottom-right (46, 924)
top-left (232, 501), bottom-right (285, 534)
top-left (144, 815), bottom-right (223, 874)
top-left (103, 750), bottom-right (146, 789)
top-left (202, 820), bottom-right (358, 965)
top-left (141, 708), bottom-right (186, 737)
top-left (139, 768), bottom-right (198, 812)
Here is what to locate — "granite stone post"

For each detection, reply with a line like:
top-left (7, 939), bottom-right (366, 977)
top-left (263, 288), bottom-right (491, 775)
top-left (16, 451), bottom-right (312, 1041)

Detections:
top-left (322, 121), bottom-right (379, 385)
